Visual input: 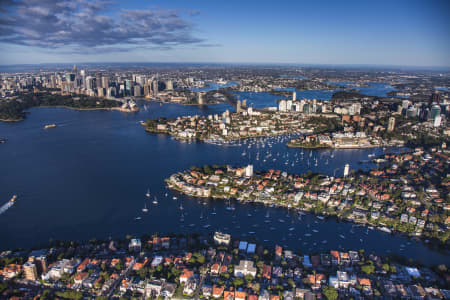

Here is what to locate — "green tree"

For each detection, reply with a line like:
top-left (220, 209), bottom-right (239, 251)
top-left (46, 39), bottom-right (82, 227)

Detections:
top-left (322, 286), bottom-right (338, 300)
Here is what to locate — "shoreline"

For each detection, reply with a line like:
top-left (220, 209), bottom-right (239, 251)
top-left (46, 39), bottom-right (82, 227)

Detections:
top-left (0, 104), bottom-right (138, 123)
top-left (167, 180), bottom-right (447, 251)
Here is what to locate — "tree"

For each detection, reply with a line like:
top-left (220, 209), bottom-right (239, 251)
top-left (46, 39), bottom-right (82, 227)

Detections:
top-left (361, 263), bottom-right (375, 275)
top-left (322, 286), bottom-right (338, 300)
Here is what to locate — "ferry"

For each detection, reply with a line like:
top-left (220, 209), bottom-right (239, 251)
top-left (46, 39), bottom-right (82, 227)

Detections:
top-left (44, 124), bottom-right (56, 129)
top-left (0, 138), bottom-right (6, 144)
top-left (0, 195), bottom-right (17, 215)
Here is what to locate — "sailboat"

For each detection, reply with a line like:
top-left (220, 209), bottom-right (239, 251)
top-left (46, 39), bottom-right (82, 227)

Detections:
top-left (152, 196), bottom-right (158, 205)
top-left (146, 189), bottom-right (150, 198)
top-left (142, 202), bottom-right (148, 213)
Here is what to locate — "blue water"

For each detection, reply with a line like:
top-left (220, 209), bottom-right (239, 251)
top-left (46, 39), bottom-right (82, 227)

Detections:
top-left (327, 81), bottom-right (396, 97)
top-left (190, 81), bottom-right (239, 92)
top-left (0, 102), bottom-right (448, 265)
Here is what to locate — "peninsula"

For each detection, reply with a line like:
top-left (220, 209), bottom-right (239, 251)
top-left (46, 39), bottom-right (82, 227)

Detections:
top-left (166, 147), bottom-right (450, 247)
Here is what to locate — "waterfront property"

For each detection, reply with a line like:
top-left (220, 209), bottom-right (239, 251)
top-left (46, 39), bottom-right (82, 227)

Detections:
top-left (0, 232), bottom-right (448, 299)
top-left (167, 147), bottom-right (450, 246)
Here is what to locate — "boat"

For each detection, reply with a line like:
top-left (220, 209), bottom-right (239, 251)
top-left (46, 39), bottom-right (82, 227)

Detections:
top-left (0, 195), bottom-right (17, 215)
top-left (152, 197), bottom-right (158, 204)
top-left (44, 124), bottom-right (56, 129)
top-left (142, 203), bottom-right (148, 213)
top-left (146, 189), bottom-right (150, 198)
top-left (339, 234), bottom-right (346, 239)
top-left (135, 217), bottom-right (142, 220)
top-left (0, 138), bottom-right (6, 144)
top-left (316, 215), bottom-right (325, 220)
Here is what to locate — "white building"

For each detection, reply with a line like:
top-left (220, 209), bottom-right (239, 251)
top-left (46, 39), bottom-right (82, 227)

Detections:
top-left (245, 164), bottom-right (253, 177)
top-left (234, 260), bottom-right (257, 278)
top-left (343, 164), bottom-right (350, 177)
top-left (129, 238), bottom-right (141, 252)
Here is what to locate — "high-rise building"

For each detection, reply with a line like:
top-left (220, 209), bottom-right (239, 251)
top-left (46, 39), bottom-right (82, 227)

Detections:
top-left (387, 117), bottom-right (395, 132)
top-left (166, 80), bottom-right (173, 90)
top-left (430, 105), bottom-right (441, 120)
top-left (278, 100), bottom-right (287, 112)
top-left (434, 115), bottom-right (441, 127)
top-left (152, 80), bottom-right (159, 96)
top-left (343, 164), bottom-right (350, 177)
top-left (134, 85), bottom-right (141, 97)
top-left (97, 87), bottom-right (104, 97)
top-left (236, 100), bottom-right (241, 113)
top-left (125, 80), bottom-right (133, 96)
top-left (85, 76), bottom-right (95, 91)
top-left (429, 92), bottom-right (441, 105)
top-left (292, 91), bottom-right (296, 101)
top-left (245, 164), bottom-right (253, 177)
top-left (23, 261), bottom-right (38, 281)
top-left (197, 92), bottom-right (205, 105)
top-left (144, 85), bottom-right (151, 97)
top-left (286, 100), bottom-right (293, 111)
top-left (101, 76), bottom-right (109, 89)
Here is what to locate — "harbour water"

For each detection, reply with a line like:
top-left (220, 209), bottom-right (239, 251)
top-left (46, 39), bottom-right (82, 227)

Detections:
top-left (0, 100), bottom-right (448, 266)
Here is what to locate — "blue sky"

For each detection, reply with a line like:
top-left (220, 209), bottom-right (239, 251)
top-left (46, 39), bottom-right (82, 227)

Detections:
top-left (0, 0), bottom-right (449, 66)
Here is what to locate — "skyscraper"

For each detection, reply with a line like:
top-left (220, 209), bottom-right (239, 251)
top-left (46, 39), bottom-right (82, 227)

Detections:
top-left (101, 76), bottom-right (109, 89)
top-left (236, 100), bottom-right (241, 113)
top-left (166, 80), bottom-right (173, 90)
top-left (152, 80), bottom-right (159, 96)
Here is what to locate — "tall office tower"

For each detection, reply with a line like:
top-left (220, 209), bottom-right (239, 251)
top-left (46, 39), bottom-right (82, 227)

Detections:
top-left (97, 87), bottom-right (104, 97)
top-left (165, 80), bottom-right (173, 90)
top-left (402, 100), bottom-right (410, 109)
top-left (242, 99), bottom-right (247, 107)
top-left (50, 75), bottom-right (56, 88)
top-left (343, 164), bottom-right (350, 177)
top-left (101, 76), bottom-right (109, 89)
top-left (144, 85), bottom-right (151, 97)
top-left (434, 115), bottom-right (441, 127)
top-left (152, 80), bottom-right (159, 96)
top-left (80, 70), bottom-right (86, 88)
top-left (292, 91), bottom-right (296, 101)
top-left (23, 262), bottom-right (38, 281)
top-left (125, 80), bottom-right (133, 96)
top-left (65, 73), bottom-right (75, 83)
top-left (430, 105), bottom-right (441, 120)
top-left (134, 85), bottom-right (141, 97)
top-left (429, 92), bottom-right (441, 105)
top-left (387, 117), bottom-right (396, 132)
top-left (286, 100), bottom-right (293, 111)
top-left (85, 76), bottom-right (94, 91)
top-left (236, 100), bottom-right (241, 113)
top-left (197, 92), bottom-right (205, 105)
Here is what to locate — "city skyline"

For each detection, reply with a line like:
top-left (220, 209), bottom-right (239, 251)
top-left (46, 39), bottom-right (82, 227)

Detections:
top-left (0, 0), bottom-right (449, 67)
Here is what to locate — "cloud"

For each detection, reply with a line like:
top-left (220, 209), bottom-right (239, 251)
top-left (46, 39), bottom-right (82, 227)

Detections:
top-left (0, 0), bottom-right (212, 52)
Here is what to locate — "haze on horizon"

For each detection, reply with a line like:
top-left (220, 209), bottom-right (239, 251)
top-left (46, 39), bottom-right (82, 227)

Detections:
top-left (0, 0), bottom-right (449, 67)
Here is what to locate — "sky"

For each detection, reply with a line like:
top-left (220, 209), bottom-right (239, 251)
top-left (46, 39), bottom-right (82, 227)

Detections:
top-left (0, 0), bottom-right (449, 67)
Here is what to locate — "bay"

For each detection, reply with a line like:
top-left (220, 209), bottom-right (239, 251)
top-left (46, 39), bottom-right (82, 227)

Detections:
top-left (0, 102), bottom-right (448, 266)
